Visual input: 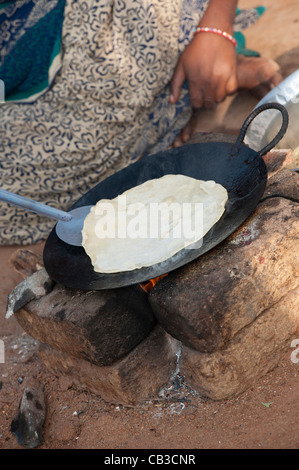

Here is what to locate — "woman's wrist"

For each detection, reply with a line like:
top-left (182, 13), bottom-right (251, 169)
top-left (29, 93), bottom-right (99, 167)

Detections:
top-left (193, 27), bottom-right (237, 48)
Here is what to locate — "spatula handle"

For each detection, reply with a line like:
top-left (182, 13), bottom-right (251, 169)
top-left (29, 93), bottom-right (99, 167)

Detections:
top-left (0, 188), bottom-right (72, 222)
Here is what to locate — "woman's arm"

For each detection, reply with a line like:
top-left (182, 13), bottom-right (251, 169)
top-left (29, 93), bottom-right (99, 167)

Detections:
top-left (199, 0), bottom-right (238, 33)
top-left (170, 0), bottom-right (238, 109)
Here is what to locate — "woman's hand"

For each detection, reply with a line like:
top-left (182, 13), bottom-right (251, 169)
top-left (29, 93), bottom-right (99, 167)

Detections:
top-left (170, 31), bottom-right (238, 109)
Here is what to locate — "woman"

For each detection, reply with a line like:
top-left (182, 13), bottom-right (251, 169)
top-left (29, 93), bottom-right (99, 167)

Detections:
top-left (0, 0), bottom-right (281, 245)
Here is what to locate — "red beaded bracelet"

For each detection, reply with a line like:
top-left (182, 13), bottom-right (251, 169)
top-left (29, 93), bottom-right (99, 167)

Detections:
top-left (193, 27), bottom-right (237, 47)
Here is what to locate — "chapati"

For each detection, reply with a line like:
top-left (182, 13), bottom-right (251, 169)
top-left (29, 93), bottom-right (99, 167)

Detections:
top-left (82, 174), bottom-right (228, 273)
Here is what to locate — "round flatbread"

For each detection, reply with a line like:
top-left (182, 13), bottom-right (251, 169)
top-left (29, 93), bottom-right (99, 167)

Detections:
top-left (82, 174), bottom-right (228, 273)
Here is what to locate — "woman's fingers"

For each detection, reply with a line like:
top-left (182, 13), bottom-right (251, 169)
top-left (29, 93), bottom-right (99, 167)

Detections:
top-left (226, 74), bottom-right (238, 95)
top-left (181, 119), bottom-right (194, 142)
top-left (170, 45), bottom-right (238, 108)
top-left (188, 79), bottom-right (204, 109)
top-left (169, 116), bottom-right (196, 149)
top-left (208, 72), bottom-right (237, 105)
top-left (169, 62), bottom-right (185, 104)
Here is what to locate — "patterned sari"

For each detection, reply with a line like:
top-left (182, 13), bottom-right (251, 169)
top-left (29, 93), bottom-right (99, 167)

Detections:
top-left (0, 0), bottom-right (264, 245)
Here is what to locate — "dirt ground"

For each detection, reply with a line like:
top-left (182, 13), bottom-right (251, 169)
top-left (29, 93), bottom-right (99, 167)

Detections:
top-left (0, 0), bottom-right (298, 451)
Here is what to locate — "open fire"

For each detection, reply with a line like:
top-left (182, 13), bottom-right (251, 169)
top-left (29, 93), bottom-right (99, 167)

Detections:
top-left (139, 273), bottom-right (168, 293)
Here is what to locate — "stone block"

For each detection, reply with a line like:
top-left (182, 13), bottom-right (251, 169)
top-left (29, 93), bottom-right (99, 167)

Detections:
top-left (6, 268), bottom-right (54, 319)
top-left (263, 165), bottom-right (299, 201)
top-left (179, 288), bottom-right (299, 400)
top-left (11, 385), bottom-right (46, 449)
top-left (37, 326), bottom-right (180, 406)
top-left (15, 283), bottom-right (155, 366)
top-left (9, 248), bottom-right (44, 278)
top-left (149, 170), bottom-right (299, 353)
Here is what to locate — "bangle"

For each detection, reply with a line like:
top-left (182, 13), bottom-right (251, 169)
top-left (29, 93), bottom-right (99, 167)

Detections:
top-left (193, 27), bottom-right (237, 47)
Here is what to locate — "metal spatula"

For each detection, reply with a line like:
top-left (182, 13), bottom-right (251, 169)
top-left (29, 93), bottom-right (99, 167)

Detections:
top-left (0, 188), bottom-right (92, 246)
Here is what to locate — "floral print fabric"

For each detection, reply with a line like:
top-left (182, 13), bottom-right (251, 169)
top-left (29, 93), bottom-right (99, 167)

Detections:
top-left (0, 0), bottom-right (260, 245)
top-left (0, 0), bottom-right (66, 102)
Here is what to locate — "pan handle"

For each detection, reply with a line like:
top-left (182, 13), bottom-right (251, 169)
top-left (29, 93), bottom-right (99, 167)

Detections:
top-left (236, 102), bottom-right (289, 156)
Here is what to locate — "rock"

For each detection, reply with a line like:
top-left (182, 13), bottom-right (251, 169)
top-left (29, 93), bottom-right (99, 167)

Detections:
top-left (11, 385), bottom-right (46, 449)
top-left (9, 249), bottom-right (44, 278)
top-left (5, 268), bottom-right (54, 319)
top-left (262, 148), bottom-right (294, 178)
top-left (263, 166), bottom-right (299, 202)
top-left (179, 287), bottom-right (299, 400)
top-left (149, 171), bottom-right (299, 353)
top-left (37, 326), bottom-right (180, 406)
top-left (14, 283), bottom-right (155, 366)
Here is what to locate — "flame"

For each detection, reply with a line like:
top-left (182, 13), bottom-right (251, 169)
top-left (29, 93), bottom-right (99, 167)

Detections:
top-left (139, 273), bottom-right (168, 293)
